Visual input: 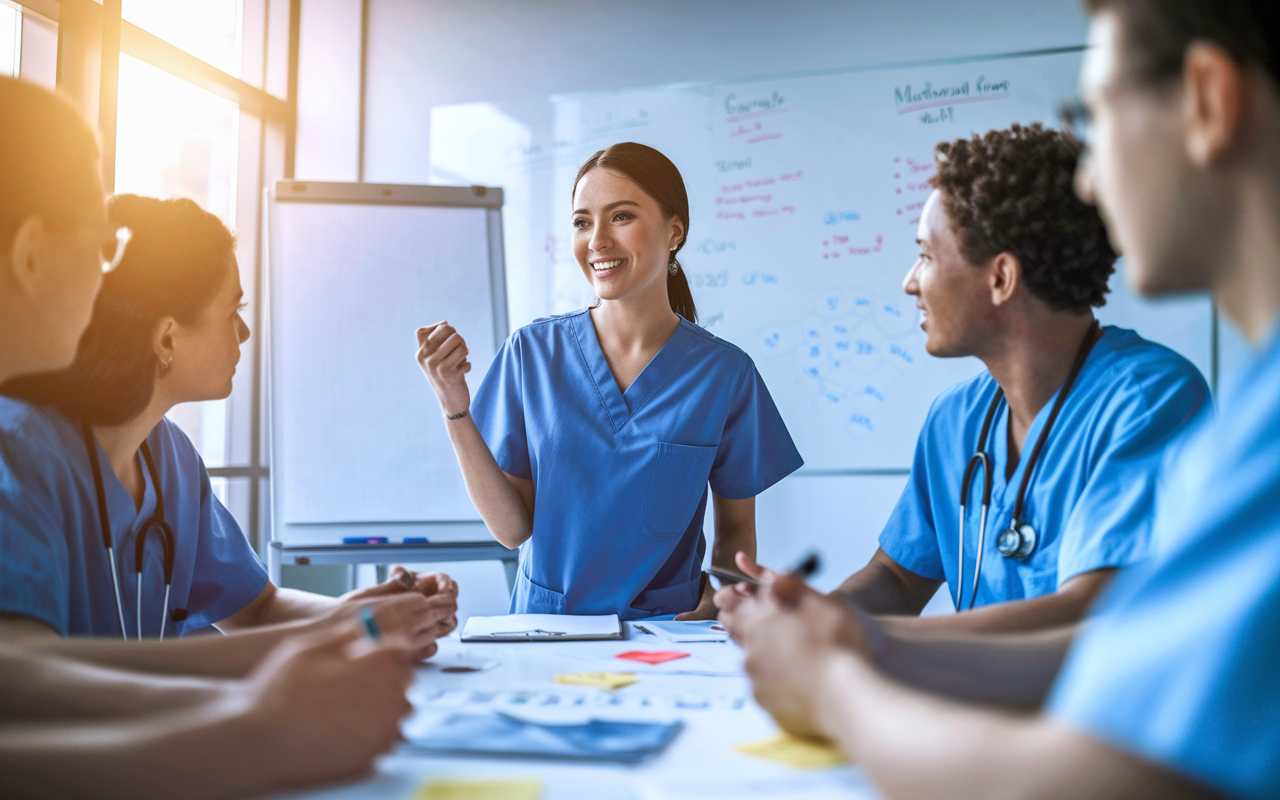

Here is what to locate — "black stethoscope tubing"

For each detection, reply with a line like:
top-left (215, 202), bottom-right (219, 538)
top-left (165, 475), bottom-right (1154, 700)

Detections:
top-left (955, 320), bottom-right (1102, 611)
top-left (81, 420), bottom-right (177, 641)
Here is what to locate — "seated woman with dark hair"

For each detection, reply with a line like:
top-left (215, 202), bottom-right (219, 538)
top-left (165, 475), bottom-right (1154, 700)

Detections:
top-left (0, 194), bottom-right (458, 675)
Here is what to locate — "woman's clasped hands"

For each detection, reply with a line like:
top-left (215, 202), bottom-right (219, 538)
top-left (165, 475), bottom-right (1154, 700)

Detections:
top-left (329, 567), bottom-right (459, 661)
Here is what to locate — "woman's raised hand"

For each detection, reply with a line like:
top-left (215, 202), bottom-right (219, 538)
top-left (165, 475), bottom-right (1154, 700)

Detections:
top-left (415, 321), bottom-right (471, 416)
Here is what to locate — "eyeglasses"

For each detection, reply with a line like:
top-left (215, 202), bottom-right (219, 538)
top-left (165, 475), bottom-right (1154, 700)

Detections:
top-left (102, 227), bottom-right (132, 274)
top-left (1058, 99), bottom-right (1092, 154)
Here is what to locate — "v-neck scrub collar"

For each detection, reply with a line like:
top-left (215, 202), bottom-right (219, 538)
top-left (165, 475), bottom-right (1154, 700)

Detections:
top-left (470, 309), bottom-right (803, 620)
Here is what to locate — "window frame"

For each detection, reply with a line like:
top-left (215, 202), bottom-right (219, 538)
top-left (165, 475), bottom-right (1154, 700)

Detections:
top-left (10, 0), bottom-right (303, 553)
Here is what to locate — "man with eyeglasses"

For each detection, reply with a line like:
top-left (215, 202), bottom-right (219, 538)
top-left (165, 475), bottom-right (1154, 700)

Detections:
top-left (723, 121), bottom-right (1209, 642)
top-left (721, 0), bottom-right (1280, 797)
top-left (0, 76), bottom-right (418, 799)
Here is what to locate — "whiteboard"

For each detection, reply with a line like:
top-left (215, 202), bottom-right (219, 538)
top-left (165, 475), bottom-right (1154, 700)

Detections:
top-left (429, 48), bottom-right (1214, 473)
top-left (267, 181), bottom-right (507, 545)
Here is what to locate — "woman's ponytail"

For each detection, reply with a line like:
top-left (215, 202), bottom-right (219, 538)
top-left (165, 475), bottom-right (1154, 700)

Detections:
top-left (666, 252), bottom-right (697, 324)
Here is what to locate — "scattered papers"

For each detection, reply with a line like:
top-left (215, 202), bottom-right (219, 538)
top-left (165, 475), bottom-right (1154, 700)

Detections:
top-left (462, 614), bottom-right (623, 642)
top-left (734, 733), bottom-right (848, 770)
top-left (645, 620), bottom-right (731, 643)
top-left (413, 778), bottom-right (543, 800)
top-left (408, 713), bottom-right (682, 763)
top-left (553, 672), bottom-right (639, 690)
top-left (615, 650), bottom-right (691, 665)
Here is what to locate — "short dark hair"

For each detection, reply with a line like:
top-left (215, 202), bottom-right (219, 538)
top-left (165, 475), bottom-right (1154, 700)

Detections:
top-left (2, 195), bottom-right (236, 425)
top-left (931, 123), bottom-right (1117, 314)
top-left (573, 143), bottom-right (697, 324)
top-left (0, 77), bottom-right (101, 245)
top-left (1082, 0), bottom-right (1280, 87)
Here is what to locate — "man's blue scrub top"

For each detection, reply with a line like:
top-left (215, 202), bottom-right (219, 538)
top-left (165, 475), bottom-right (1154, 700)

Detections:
top-left (1049, 325), bottom-right (1280, 800)
top-left (880, 326), bottom-right (1208, 607)
top-left (471, 309), bottom-right (803, 620)
top-left (0, 400), bottom-right (268, 638)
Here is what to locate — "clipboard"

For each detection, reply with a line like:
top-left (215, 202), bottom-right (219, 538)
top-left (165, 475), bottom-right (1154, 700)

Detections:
top-left (460, 613), bottom-right (624, 642)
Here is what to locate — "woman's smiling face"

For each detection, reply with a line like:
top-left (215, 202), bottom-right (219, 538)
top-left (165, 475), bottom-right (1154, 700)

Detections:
top-left (571, 167), bottom-right (684, 305)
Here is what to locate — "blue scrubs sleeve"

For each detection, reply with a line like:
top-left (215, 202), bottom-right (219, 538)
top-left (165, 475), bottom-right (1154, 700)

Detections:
top-left (1048, 329), bottom-right (1280, 800)
top-left (1055, 367), bottom-right (1209, 585)
top-left (707, 361), bottom-right (803, 499)
top-left (470, 334), bottom-right (532, 481)
top-left (877, 405), bottom-right (946, 581)
top-left (180, 452), bottom-right (269, 629)
top-left (1049, 443), bottom-right (1280, 797)
top-left (0, 418), bottom-right (70, 635)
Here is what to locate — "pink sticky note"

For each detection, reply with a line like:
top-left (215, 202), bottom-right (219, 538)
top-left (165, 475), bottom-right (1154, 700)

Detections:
top-left (615, 650), bottom-right (691, 665)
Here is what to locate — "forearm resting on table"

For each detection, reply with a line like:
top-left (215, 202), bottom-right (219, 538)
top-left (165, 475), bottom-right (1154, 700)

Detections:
top-left (817, 652), bottom-right (1218, 800)
top-left (9, 616), bottom-right (312, 679)
top-left (832, 548), bottom-right (942, 616)
top-left (0, 641), bottom-right (226, 721)
top-left (878, 568), bottom-right (1115, 637)
top-left (446, 415), bottom-right (533, 548)
top-left (0, 694), bottom-right (274, 800)
top-left (217, 584), bottom-right (339, 630)
top-left (870, 624), bottom-right (1077, 710)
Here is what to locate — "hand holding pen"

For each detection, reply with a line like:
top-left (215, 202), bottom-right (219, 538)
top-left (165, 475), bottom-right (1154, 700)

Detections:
top-left (710, 551), bottom-right (821, 613)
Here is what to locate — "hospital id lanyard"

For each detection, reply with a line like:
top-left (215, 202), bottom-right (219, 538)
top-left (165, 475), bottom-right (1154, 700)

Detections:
top-left (81, 420), bottom-right (178, 640)
top-left (955, 320), bottom-right (1102, 611)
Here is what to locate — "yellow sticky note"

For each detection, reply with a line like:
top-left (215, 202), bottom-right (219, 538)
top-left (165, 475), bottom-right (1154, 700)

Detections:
top-left (734, 732), bottom-right (848, 770)
top-left (552, 671), bottom-right (639, 690)
top-left (413, 777), bottom-right (543, 800)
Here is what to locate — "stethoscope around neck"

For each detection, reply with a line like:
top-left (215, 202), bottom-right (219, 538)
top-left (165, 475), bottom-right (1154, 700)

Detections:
top-left (81, 420), bottom-right (185, 640)
top-left (954, 320), bottom-right (1101, 612)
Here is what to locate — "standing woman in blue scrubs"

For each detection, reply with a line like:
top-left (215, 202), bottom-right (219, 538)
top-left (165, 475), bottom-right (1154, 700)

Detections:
top-left (417, 142), bottom-right (803, 620)
top-left (0, 195), bottom-right (457, 672)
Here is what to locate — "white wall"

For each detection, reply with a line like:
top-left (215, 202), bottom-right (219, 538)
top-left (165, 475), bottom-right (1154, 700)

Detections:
top-left (295, 0), bottom-right (362, 181)
top-left (295, 0), bottom-right (1216, 617)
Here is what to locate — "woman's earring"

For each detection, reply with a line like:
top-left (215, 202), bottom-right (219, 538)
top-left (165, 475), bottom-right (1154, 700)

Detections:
top-left (668, 246), bottom-right (679, 276)
top-left (158, 358), bottom-right (173, 378)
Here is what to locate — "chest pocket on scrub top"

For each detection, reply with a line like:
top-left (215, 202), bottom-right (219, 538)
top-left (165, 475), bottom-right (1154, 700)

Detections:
top-left (644, 442), bottom-right (718, 537)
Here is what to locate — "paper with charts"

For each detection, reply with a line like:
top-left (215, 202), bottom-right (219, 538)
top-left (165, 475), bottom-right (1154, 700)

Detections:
top-left (430, 50), bottom-right (1083, 470)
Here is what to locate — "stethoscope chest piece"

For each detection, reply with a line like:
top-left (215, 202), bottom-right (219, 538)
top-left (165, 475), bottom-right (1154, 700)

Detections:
top-left (996, 522), bottom-right (1037, 559)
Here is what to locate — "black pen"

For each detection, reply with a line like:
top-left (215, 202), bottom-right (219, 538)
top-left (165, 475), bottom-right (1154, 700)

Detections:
top-left (708, 551), bottom-right (821, 588)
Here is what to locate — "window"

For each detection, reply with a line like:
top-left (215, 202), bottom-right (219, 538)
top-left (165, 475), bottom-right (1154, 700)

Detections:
top-left (122, 0), bottom-right (242, 77)
top-left (0, 1), bottom-right (20, 77)
top-left (18, 0), bottom-right (298, 552)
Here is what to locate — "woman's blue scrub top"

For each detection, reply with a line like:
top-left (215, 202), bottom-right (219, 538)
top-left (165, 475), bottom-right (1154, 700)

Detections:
top-left (0, 399), bottom-right (268, 638)
top-left (1049, 325), bottom-right (1280, 800)
top-left (880, 326), bottom-right (1208, 607)
top-left (471, 309), bottom-right (803, 619)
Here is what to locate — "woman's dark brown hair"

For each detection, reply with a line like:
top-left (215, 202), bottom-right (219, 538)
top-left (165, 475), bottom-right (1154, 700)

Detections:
top-left (573, 143), bottom-right (697, 323)
top-left (2, 195), bottom-right (236, 425)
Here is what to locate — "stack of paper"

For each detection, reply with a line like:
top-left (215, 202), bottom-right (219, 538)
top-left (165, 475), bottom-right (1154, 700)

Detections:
top-left (461, 614), bottom-right (623, 642)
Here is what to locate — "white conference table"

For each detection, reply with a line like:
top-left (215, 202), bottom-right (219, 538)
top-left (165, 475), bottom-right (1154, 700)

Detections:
top-left (271, 622), bottom-right (881, 800)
